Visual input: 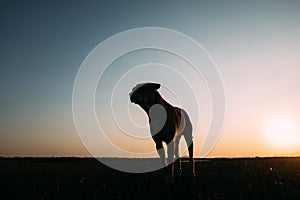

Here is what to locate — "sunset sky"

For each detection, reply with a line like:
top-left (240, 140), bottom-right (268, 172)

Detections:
top-left (1, 1), bottom-right (300, 158)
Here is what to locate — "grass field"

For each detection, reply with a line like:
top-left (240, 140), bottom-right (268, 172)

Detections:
top-left (0, 157), bottom-right (299, 199)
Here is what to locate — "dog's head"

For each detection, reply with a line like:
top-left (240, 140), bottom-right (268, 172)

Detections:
top-left (129, 83), bottom-right (161, 110)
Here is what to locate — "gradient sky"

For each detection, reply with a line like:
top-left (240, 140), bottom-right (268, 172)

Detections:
top-left (1, 0), bottom-right (300, 157)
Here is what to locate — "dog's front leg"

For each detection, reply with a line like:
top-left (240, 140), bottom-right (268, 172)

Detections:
top-left (155, 142), bottom-right (166, 166)
top-left (167, 140), bottom-right (175, 177)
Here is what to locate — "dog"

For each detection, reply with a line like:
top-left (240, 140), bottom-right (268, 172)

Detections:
top-left (129, 82), bottom-right (195, 177)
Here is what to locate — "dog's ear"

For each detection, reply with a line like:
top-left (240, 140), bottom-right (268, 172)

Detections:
top-left (146, 83), bottom-right (160, 91)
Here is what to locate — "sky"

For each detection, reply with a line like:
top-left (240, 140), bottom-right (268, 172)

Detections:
top-left (1, 0), bottom-right (300, 157)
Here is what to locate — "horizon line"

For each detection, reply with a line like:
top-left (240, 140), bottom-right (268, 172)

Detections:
top-left (1, 156), bottom-right (300, 159)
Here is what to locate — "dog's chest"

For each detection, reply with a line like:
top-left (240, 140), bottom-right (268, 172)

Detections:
top-left (149, 104), bottom-right (167, 135)
top-left (149, 105), bottom-right (182, 142)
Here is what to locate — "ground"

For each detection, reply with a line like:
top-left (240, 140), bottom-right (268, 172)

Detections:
top-left (0, 157), bottom-right (299, 199)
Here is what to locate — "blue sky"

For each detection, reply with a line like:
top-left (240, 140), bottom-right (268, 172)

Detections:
top-left (1, 0), bottom-right (300, 157)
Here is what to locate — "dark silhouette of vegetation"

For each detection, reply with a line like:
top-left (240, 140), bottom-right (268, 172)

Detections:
top-left (1, 157), bottom-right (300, 199)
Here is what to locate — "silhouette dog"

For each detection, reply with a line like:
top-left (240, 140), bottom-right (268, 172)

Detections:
top-left (129, 83), bottom-right (194, 177)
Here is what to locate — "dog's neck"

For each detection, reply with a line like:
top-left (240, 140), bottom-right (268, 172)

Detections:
top-left (141, 92), bottom-right (172, 115)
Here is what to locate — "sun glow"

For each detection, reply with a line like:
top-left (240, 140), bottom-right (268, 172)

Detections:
top-left (266, 118), bottom-right (299, 152)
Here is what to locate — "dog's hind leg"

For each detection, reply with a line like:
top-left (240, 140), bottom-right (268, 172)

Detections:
top-left (181, 109), bottom-right (195, 177)
top-left (184, 129), bottom-right (195, 177)
top-left (174, 137), bottom-right (182, 176)
top-left (167, 140), bottom-right (175, 177)
top-left (188, 141), bottom-right (195, 177)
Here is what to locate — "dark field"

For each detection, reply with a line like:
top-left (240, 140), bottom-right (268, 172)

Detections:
top-left (1, 157), bottom-right (300, 199)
